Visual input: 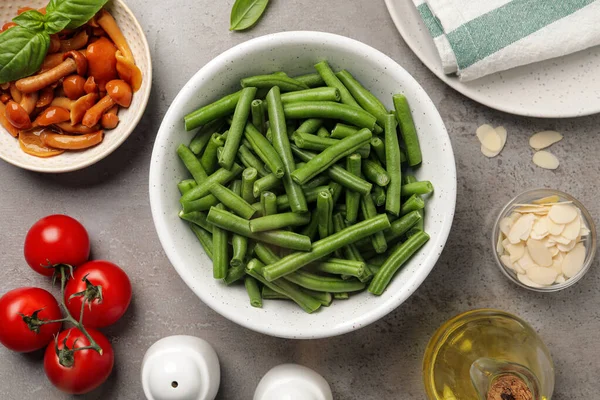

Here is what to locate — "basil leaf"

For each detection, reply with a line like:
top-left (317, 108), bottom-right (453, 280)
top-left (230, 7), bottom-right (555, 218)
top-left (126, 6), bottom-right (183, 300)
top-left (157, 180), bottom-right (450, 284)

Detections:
top-left (13, 10), bottom-right (46, 32)
top-left (45, 13), bottom-right (71, 34)
top-left (0, 26), bottom-right (50, 84)
top-left (46, 0), bottom-right (109, 29)
top-left (230, 0), bottom-right (269, 31)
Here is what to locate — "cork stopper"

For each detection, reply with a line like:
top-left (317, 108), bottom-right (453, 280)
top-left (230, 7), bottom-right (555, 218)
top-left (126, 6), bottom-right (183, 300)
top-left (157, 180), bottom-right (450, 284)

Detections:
top-left (487, 375), bottom-right (533, 400)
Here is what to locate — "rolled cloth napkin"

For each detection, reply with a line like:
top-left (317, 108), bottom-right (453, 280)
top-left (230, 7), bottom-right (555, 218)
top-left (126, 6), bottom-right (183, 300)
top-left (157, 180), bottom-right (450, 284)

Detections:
top-left (413, 0), bottom-right (600, 81)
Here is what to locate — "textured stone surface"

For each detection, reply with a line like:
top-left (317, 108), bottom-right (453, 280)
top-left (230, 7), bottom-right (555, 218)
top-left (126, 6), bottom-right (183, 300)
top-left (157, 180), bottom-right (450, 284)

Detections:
top-left (1, 1), bottom-right (599, 399)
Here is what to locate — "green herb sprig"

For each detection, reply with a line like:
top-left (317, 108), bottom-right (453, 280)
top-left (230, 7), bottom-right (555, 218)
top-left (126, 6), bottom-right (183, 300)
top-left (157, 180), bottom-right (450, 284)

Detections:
top-left (230, 0), bottom-right (269, 31)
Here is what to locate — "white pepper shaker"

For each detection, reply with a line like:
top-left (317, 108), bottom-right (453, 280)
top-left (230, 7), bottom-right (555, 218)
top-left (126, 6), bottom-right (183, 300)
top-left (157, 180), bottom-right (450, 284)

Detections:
top-left (254, 364), bottom-right (333, 400)
top-left (141, 335), bottom-right (220, 400)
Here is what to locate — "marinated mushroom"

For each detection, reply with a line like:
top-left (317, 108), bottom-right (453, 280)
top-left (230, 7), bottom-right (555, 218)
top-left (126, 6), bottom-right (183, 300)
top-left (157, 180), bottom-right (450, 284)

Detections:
top-left (86, 37), bottom-right (118, 91)
top-left (82, 95), bottom-right (115, 127)
top-left (36, 87), bottom-right (55, 108)
top-left (106, 80), bottom-right (132, 107)
top-left (59, 30), bottom-right (89, 52)
top-left (41, 130), bottom-right (103, 150)
top-left (50, 93), bottom-right (98, 125)
top-left (19, 92), bottom-right (39, 114)
top-left (5, 101), bottom-right (31, 129)
top-left (101, 106), bottom-right (119, 129)
top-left (63, 75), bottom-right (86, 100)
top-left (15, 51), bottom-right (87, 94)
top-left (19, 130), bottom-right (64, 157)
top-left (35, 106), bottom-right (70, 126)
top-left (54, 122), bottom-right (99, 134)
top-left (0, 102), bottom-right (19, 137)
top-left (84, 76), bottom-right (98, 94)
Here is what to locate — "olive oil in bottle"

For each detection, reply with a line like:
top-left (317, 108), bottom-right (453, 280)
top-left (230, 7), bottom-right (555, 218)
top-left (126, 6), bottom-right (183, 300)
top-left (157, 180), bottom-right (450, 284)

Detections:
top-left (423, 309), bottom-right (554, 400)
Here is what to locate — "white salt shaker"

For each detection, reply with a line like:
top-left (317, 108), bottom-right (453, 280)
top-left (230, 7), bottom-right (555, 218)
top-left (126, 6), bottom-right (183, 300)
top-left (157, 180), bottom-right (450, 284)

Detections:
top-left (254, 364), bottom-right (333, 400)
top-left (141, 335), bottom-right (220, 400)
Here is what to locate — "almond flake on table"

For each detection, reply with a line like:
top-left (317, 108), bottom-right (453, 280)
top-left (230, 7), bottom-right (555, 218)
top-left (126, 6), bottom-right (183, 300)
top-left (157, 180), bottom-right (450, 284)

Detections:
top-left (532, 151), bottom-right (559, 170)
top-left (496, 195), bottom-right (591, 287)
top-left (477, 124), bottom-right (507, 157)
top-left (529, 130), bottom-right (563, 150)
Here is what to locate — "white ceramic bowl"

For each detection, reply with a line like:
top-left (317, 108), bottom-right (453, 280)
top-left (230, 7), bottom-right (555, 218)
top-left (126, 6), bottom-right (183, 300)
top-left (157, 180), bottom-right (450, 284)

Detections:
top-left (150, 31), bottom-right (456, 339)
top-left (0, 0), bottom-right (152, 173)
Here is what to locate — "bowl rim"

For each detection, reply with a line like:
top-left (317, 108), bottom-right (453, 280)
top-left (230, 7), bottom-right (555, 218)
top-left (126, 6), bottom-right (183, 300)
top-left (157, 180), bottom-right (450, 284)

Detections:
top-left (0, 0), bottom-right (152, 173)
top-left (149, 30), bottom-right (457, 338)
top-left (491, 188), bottom-right (597, 292)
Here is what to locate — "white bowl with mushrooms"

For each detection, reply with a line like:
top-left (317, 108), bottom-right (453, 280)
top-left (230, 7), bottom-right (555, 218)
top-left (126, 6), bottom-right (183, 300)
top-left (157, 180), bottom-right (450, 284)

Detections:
top-left (0, 0), bottom-right (151, 173)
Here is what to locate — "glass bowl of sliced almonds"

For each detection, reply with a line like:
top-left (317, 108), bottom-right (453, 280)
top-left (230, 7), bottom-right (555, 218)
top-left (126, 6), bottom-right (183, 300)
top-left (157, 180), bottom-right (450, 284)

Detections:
top-left (492, 189), bottom-right (596, 292)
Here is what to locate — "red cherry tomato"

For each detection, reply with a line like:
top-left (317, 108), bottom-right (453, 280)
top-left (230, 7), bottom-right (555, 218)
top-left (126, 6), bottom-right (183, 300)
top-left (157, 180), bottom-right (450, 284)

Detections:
top-left (44, 327), bottom-right (114, 395)
top-left (24, 215), bottom-right (90, 276)
top-left (0, 287), bottom-right (62, 352)
top-left (64, 260), bottom-right (132, 328)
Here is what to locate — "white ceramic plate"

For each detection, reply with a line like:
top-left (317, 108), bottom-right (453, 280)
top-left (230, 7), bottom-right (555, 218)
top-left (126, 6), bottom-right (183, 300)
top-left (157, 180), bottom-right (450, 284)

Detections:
top-left (0, 0), bottom-right (152, 173)
top-left (150, 31), bottom-right (456, 339)
top-left (384, 0), bottom-right (600, 118)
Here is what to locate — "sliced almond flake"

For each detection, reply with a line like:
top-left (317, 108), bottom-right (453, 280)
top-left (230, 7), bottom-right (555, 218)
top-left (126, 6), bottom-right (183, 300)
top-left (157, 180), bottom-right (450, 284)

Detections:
top-left (526, 238), bottom-right (553, 267)
top-left (481, 131), bottom-right (502, 152)
top-left (514, 206), bottom-right (549, 214)
top-left (496, 233), bottom-right (504, 255)
top-left (479, 126), bottom-right (507, 157)
top-left (580, 225), bottom-right (591, 237)
top-left (517, 273), bottom-right (544, 288)
top-left (500, 255), bottom-right (515, 271)
top-left (555, 275), bottom-right (566, 284)
top-left (548, 203), bottom-right (578, 224)
top-left (507, 214), bottom-right (533, 244)
top-left (495, 126), bottom-right (507, 143)
top-left (549, 246), bottom-right (560, 257)
top-left (546, 217), bottom-right (565, 236)
top-left (562, 243), bottom-right (586, 278)
top-left (553, 251), bottom-right (565, 263)
top-left (550, 258), bottom-right (563, 275)
top-left (499, 217), bottom-right (513, 236)
top-left (481, 144), bottom-right (502, 158)
top-left (517, 249), bottom-right (535, 270)
top-left (532, 195), bottom-right (560, 204)
top-left (549, 235), bottom-right (571, 245)
top-left (506, 242), bottom-right (525, 262)
top-left (557, 240), bottom-right (577, 252)
top-left (561, 217), bottom-right (581, 241)
top-left (529, 130), bottom-right (563, 150)
top-left (527, 266), bottom-right (558, 286)
top-left (509, 213), bottom-right (522, 223)
top-left (532, 217), bottom-right (549, 236)
top-left (532, 151), bottom-right (560, 170)
top-left (476, 124), bottom-right (495, 142)
top-left (530, 231), bottom-right (549, 240)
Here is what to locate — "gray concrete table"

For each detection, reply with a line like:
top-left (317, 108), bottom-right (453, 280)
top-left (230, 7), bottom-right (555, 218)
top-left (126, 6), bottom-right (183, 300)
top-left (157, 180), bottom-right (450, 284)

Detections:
top-left (1, 1), bottom-right (598, 399)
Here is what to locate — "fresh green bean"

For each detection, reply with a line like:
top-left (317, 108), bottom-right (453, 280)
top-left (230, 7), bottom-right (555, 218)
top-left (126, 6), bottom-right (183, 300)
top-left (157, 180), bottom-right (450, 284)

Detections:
top-left (404, 175), bottom-right (424, 231)
top-left (362, 159), bottom-right (390, 187)
top-left (333, 214), bottom-right (365, 264)
top-left (371, 137), bottom-right (386, 165)
top-left (246, 259), bottom-right (321, 313)
top-left (210, 183), bottom-right (256, 219)
top-left (291, 129), bottom-right (372, 185)
top-left (231, 235), bottom-right (248, 268)
top-left (300, 211), bottom-right (319, 240)
top-left (393, 94), bottom-right (422, 166)
top-left (302, 175), bottom-right (330, 190)
top-left (207, 207), bottom-right (312, 251)
top-left (285, 270), bottom-right (365, 293)
top-left (190, 224), bottom-right (213, 260)
top-left (245, 276), bottom-right (263, 308)
top-left (189, 118), bottom-right (226, 155)
top-left (295, 118), bottom-right (323, 134)
top-left (292, 132), bottom-right (370, 158)
top-left (336, 70), bottom-right (387, 126)
top-left (291, 146), bottom-right (372, 196)
top-left (178, 179), bottom-right (197, 195)
top-left (301, 289), bottom-right (332, 306)
top-left (262, 214), bottom-right (390, 281)
top-left (330, 123), bottom-right (358, 139)
top-left (369, 231), bottom-right (429, 295)
top-left (400, 194), bottom-right (425, 216)
top-left (314, 61), bottom-right (360, 108)
top-left (345, 154), bottom-right (362, 223)
top-left (212, 204), bottom-right (229, 279)
top-left (261, 286), bottom-right (289, 300)
top-left (241, 168), bottom-right (258, 203)
top-left (316, 190), bottom-right (334, 239)
top-left (253, 242), bottom-right (280, 265)
top-left (251, 99), bottom-right (265, 134)
top-left (200, 133), bottom-right (224, 175)
top-left (224, 264), bottom-right (246, 285)
top-left (293, 72), bottom-right (325, 88)
top-left (260, 192), bottom-right (278, 216)
top-left (184, 90), bottom-right (241, 131)
top-left (333, 292), bottom-right (349, 300)
top-left (383, 210), bottom-right (423, 242)
top-left (177, 144), bottom-right (208, 182)
top-left (401, 181), bottom-right (434, 197)
top-left (244, 122), bottom-right (285, 178)
top-left (316, 127), bottom-right (330, 138)
top-left (238, 145), bottom-right (270, 177)
top-left (253, 173), bottom-right (281, 197)
top-left (311, 258), bottom-right (367, 279)
top-left (249, 212), bottom-right (310, 233)
top-left (279, 87), bottom-right (340, 104)
top-left (267, 87), bottom-right (308, 213)
top-left (219, 87), bottom-right (257, 170)
top-left (241, 74), bottom-right (309, 92)
top-left (283, 102), bottom-right (377, 131)
top-left (181, 194), bottom-right (220, 213)
top-left (360, 194), bottom-right (387, 254)
top-left (276, 185), bottom-right (331, 210)
top-left (329, 182), bottom-right (343, 204)
top-left (384, 113), bottom-right (402, 215)
top-left (181, 164), bottom-right (243, 202)
top-left (179, 210), bottom-right (213, 233)
top-left (372, 186), bottom-right (386, 207)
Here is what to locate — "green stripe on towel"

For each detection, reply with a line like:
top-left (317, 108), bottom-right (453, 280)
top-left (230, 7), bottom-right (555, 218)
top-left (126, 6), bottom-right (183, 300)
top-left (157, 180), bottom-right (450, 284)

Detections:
top-left (417, 3), bottom-right (443, 38)
top-left (447, 0), bottom-right (595, 69)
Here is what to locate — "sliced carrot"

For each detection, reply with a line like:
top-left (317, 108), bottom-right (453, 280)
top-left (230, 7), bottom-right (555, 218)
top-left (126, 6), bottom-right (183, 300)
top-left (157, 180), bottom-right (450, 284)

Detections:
top-left (19, 131), bottom-right (64, 157)
top-left (41, 131), bottom-right (103, 150)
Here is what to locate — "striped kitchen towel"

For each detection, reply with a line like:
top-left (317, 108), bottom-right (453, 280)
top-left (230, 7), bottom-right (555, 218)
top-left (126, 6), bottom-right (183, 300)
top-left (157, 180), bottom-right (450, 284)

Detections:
top-left (413, 0), bottom-right (600, 81)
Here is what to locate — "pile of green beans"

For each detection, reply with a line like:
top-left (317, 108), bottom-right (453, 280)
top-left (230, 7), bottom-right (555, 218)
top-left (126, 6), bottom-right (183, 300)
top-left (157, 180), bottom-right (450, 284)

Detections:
top-left (177, 62), bottom-right (432, 313)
